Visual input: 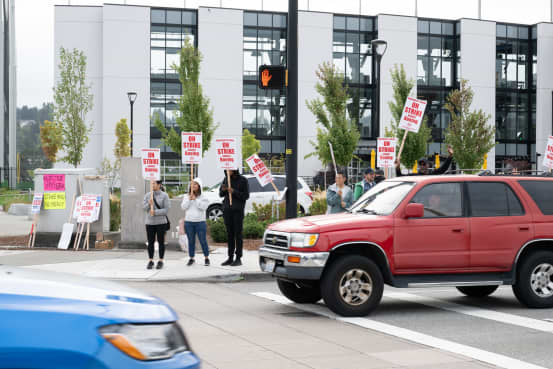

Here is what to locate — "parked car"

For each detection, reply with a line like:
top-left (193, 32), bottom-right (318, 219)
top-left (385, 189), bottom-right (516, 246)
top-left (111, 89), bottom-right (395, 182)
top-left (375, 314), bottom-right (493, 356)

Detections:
top-left (203, 175), bottom-right (313, 221)
top-left (0, 266), bottom-right (200, 369)
top-left (259, 174), bottom-right (553, 316)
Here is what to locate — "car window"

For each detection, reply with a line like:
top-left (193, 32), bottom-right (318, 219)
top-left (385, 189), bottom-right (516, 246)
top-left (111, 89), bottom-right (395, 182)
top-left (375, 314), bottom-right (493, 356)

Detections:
top-left (410, 183), bottom-right (463, 218)
top-left (247, 177), bottom-right (262, 193)
top-left (271, 177), bottom-right (300, 192)
top-left (351, 181), bottom-right (416, 215)
top-left (468, 182), bottom-right (524, 217)
top-left (518, 180), bottom-right (553, 215)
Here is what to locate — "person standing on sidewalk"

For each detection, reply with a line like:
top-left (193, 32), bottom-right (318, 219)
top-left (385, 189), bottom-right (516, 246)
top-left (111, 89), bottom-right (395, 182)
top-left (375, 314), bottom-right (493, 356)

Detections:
top-left (181, 177), bottom-right (210, 266)
top-left (353, 168), bottom-right (377, 201)
top-left (395, 146), bottom-right (454, 176)
top-left (326, 169), bottom-right (353, 214)
top-left (219, 169), bottom-right (250, 266)
top-left (143, 180), bottom-right (170, 270)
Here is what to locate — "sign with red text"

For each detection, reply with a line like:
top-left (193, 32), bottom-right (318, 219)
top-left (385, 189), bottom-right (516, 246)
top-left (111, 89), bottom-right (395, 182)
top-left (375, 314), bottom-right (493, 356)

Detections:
top-left (215, 138), bottom-right (238, 170)
top-left (398, 97), bottom-right (427, 133)
top-left (377, 137), bottom-right (397, 168)
top-left (43, 174), bottom-right (65, 192)
top-left (31, 193), bottom-right (43, 214)
top-left (77, 194), bottom-right (102, 223)
top-left (181, 132), bottom-right (203, 164)
top-left (246, 154), bottom-right (272, 187)
top-left (141, 148), bottom-right (161, 180)
top-left (543, 136), bottom-right (553, 170)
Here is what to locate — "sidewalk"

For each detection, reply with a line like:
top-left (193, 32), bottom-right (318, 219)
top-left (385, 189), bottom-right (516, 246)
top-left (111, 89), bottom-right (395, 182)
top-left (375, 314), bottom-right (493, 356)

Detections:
top-left (0, 248), bottom-right (267, 282)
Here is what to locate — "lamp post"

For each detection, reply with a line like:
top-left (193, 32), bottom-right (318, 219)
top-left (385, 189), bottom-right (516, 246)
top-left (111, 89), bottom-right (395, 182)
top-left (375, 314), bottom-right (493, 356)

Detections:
top-left (371, 39), bottom-right (387, 139)
top-left (127, 92), bottom-right (137, 156)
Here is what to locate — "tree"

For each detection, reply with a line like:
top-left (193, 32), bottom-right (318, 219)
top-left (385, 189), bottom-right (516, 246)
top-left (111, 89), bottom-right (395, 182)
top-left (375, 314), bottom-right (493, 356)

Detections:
top-left (39, 120), bottom-right (62, 164)
top-left (305, 62), bottom-right (360, 167)
top-left (385, 64), bottom-right (431, 169)
top-left (444, 79), bottom-right (495, 172)
top-left (155, 39), bottom-right (218, 164)
top-left (52, 47), bottom-right (94, 167)
top-left (114, 118), bottom-right (131, 164)
top-left (242, 129), bottom-right (260, 169)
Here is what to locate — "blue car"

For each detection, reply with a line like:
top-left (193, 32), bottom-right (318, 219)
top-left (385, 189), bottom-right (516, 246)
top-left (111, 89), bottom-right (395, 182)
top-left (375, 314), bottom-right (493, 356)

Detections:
top-left (0, 265), bottom-right (200, 369)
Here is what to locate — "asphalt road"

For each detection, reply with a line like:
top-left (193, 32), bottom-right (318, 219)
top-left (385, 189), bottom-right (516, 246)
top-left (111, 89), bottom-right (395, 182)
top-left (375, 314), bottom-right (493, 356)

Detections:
top-left (122, 280), bottom-right (553, 369)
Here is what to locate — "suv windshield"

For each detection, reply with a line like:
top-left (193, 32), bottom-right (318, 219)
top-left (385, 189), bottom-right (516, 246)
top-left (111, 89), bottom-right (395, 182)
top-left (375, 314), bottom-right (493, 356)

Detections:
top-left (350, 181), bottom-right (416, 215)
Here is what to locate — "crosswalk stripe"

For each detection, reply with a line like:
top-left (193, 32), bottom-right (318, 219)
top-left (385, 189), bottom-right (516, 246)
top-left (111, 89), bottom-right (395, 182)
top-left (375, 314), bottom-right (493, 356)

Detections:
top-left (384, 291), bottom-right (553, 333)
top-left (252, 292), bottom-right (548, 369)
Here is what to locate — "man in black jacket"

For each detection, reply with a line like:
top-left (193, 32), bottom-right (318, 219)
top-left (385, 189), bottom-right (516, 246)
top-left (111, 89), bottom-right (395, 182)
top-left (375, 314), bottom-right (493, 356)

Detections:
top-left (219, 170), bottom-right (250, 266)
top-left (395, 146), bottom-right (454, 176)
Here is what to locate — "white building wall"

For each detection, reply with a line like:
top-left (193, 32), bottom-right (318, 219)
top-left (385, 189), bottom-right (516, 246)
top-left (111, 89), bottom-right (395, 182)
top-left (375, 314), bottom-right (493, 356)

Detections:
top-left (460, 19), bottom-right (496, 172)
top-left (54, 6), bottom-right (103, 170)
top-left (197, 7), bottom-right (244, 187)
top-left (102, 4), bottom-right (150, 161)
top-left (297, 11), bottom-right (333, 178)
top-left (536, 23), bottom-right (553, 170)
top-left (377, 15), bottom-right (418, 137)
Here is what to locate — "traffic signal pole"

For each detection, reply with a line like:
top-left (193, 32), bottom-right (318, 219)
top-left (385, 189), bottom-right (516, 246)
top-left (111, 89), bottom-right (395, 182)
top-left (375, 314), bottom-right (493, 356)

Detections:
top-left (285, 0), bottom-right (298, 219)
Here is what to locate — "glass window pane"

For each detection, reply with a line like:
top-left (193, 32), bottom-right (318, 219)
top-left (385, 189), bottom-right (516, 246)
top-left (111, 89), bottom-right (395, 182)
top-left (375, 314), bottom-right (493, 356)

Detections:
top-left (418, 20), bottom-right (429, 33)
top-left (468, 183), bottom-right (509, 217)
top-left (333, 31), bottom-right (346, 52)
top-left (258, 29), bottom-right (273, 50)
top-left (442, 58), bottom-right (452, 87)
top-left (506, 112), bottom-right (517, 139)
top-left (417, 55), bottom-right (429, 85)
top-left (430, 36), bottom-right (441, 57)
top-left (244, 12), bottom-right (257, 26)
top-left (497, 24), bottom-right (507, 38)
top-left (346, 54), bottom-right (360, 83)
top-left (346, 32), bottom-right (360, 53)
top-left (333, 52), bottom-right (345, 73)
top-left (166, 48), bottom-right (180, 73)
top-left (334, 16), bottom-right (346, 30)
top-left (272, 140), bottom-right (285, 154)
top-left (418, 35), bottom-right (429, 56)
top-left (151, 48), bottom-right (165, 76)
top-left (243, 50), bottom-right (257, 77)
top-left (518, 62), bottom-right (527, 89)
top-left (519, 181), bottom-right (553, 215)
top-left (359, 101), bottom-right (372, 137)
top-left (360, 33), bottom-right (372, 54)
top-left (151, 9), bottom-right (165, 23)
top-left (506, 60), bottom-right (517, 88)
top-left (442, 22), bottom-right (454, 35)
top-left (347, 16), bottom-right (359, 31)
top-left (273, 14), bottom-right (286, 28)
top-left (273, 30), bottom-right (285, 51)
top-left (495, 143), bottom-right (505, 155)
top-left (182, 11), bottom-right (196, 25)
top-left (518, 26), bottom-right (529, 39)
top-left (360, 17), bottom-right (372, 32)
top-left (260, 140), bottom-right (271, 153)
top-left (411, 183), bottom-right (463, 218)
top-left (430, 21), bottom-right (441, 34)
top-left (518, 41), bottom-right (528, 61)
top-left (259, 13), bottom-right (272, 27)
top-left (243, 106), bottom-right (256, 133)
top-left (360, 55), bottom-right (372, 84)
top-left (443, 38), bottom-right (453, 57)
top-left (257, 107), bottom-right (271, 136)
top-left (507, 25), bottom-right (517, 38)
top-left (244, 28), bottom-right (257, 49)
top-left (430, 57), bottom-right (441, 85)
top-left (496, 59), bottom-right (507, 87)
top-left (496, 40), bottom-right (507, 59)
top-left (166, 10), bottom-right (181, 24)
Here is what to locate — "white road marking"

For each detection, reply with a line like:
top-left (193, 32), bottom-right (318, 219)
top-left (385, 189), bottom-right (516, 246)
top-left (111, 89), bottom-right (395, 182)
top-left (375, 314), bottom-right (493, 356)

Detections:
top-left (252, 292), bottom-right (548, 369)
top-left (384, 291), bottom-right (553, 333)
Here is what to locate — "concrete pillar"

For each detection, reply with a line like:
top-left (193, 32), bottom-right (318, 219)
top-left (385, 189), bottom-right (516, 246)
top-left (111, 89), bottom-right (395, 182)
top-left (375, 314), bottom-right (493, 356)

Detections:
top-left (536, 23), bottom-right (553, 170)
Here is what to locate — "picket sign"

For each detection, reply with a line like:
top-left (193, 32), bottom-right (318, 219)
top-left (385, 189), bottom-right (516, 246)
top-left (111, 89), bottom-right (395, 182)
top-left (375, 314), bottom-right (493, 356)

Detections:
top-left (27, 193), bottom-right (43, 248)
top-left (377, 138), bottom-right (397, 169)
top-left (141, 148), bottom-right (161, 181)
top-left (246, 154), bottom-right (280, 196)
top-left (397, 97), bottom-right (427, 163)
top-left (542, 136), bottom-right (553, 171)
top-left (72, 194), bottom-right (102, 251)
top-left (328, 142), bottom-right (338, 178)
top-left (182, 132), bottom-right (203, 192)
top-left (216, 138), bottom-right (238, 206)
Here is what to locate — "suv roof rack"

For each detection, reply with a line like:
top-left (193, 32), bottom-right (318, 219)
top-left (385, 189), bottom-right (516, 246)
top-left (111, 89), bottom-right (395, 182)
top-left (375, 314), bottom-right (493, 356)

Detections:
top-left (477, 170), bottom-right (553, 177)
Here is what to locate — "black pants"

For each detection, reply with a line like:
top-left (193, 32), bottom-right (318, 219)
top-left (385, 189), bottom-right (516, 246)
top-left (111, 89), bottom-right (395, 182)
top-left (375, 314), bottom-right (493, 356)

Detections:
top-left (223, 208), bottom-right (244, 259)
top-left (146, 224), bottom-right (166, 259)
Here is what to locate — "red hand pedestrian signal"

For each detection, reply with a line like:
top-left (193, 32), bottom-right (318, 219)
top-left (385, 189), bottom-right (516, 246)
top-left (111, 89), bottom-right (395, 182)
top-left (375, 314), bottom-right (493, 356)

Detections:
top-left (258, 65), bottom-right (286, 89)
top-left (261, 69), bottom-right (272, 87)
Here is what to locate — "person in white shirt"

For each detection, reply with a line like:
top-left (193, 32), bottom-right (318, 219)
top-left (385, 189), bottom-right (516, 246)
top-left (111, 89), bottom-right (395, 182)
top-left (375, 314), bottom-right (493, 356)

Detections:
top-left (181, 177), bottom-right (210, 266)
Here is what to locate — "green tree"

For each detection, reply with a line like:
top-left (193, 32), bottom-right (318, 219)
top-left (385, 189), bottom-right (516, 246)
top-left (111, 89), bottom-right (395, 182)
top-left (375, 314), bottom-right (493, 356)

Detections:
top-left (52, 47), bottom-right (94, 167)
top-left (114, 118), bottom-right (131, 164)
top-left (444, 79), bottom-right (495, 172)
top-left (305, 62), bottom-right (360, 167)
top-left (39, 120), bottom-right (62, 164)
top-left (385, 64), bottom-right (431, 169)
top-left (242, 129), bottom-right (260, 169)
top-left (155, 39), bottom-right (218, 164)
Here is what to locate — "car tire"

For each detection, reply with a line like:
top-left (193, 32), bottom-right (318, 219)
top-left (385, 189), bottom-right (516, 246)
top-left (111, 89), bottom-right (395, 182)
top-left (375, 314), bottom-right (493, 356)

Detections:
top-left (321, 255), bottom-right (383, 316)
top-left (513, 251), bottom-right (553, 308)
top-left (456, 285), bottom-right (499, 297)
top-left (277, 279), bottom-right (321, 304)
top-left (207, 205), bottom-right (223, 221)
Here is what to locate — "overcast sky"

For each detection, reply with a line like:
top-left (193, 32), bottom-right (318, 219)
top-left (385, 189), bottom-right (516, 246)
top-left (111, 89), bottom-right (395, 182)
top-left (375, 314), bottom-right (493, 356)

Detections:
top-left (15, 0), bottom-right (552, 108)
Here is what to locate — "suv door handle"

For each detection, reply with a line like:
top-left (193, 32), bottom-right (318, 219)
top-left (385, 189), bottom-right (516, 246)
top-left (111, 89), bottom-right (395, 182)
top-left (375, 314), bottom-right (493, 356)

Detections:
top-left (452, 228), bottom-right (464, 233)
top-left (519, 226), bottom-right (529, 231)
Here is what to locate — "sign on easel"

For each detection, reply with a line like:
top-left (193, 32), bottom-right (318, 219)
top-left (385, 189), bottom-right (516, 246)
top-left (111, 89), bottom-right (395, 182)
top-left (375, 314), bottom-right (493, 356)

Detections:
top-left (77, 194), bottom-right (102, 224)
top-left (377, 138), bottom-right (397, 168)
top-left (543, 136), bottom-right (553, 170)
top-left (399, 97), bottom-right (427, 133)
top-left (215, 138), bottom-right (238, 170)
top-left (182, 132), bottom-right (202, 164)
top-left (141, 148), bottom-right (161, 180)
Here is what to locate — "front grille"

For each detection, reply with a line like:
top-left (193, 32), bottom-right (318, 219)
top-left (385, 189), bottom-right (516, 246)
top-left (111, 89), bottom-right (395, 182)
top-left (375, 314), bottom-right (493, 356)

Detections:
top-left (264, 232), bottom-right (289, 249)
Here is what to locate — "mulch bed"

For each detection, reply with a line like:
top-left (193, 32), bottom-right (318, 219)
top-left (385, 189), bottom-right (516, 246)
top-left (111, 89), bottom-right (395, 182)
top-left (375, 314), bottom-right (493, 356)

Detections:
top-left (0, 235), bottom-right (29, 246)
top-left (206, 234), bottom-right (262, 251)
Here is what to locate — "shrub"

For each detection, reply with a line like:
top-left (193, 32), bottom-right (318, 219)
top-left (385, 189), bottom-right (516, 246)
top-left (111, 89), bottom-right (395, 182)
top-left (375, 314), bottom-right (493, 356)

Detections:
top-left (243, 217), bottom-right (266, 239)
top-left (309, 198), bottom-right (327, 215)
top-left (207, 218), bottom-right (227, 243)
top-left (109, 194), bottom-right (121, 231)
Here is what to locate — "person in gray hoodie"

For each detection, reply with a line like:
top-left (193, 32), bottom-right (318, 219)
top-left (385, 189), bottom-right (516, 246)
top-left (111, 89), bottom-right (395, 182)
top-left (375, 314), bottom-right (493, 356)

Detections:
top-left (143, 180), bottom-right (171, 270)
top-left (326, 169), bottom-right (353, 214)
top-left (181, 177), bottom-right (210, 266)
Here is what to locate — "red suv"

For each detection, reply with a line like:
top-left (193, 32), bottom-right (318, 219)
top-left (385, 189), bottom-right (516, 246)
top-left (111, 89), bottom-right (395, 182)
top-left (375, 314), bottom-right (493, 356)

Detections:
top-left (259, 175), bottom-right (553, 316)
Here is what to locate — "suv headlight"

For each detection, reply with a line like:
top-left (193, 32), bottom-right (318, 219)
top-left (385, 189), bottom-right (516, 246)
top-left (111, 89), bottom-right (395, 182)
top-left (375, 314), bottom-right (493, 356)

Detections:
top-left (290, 233), bottom-right (319, 248)
top-left (99, 323), bottom-right (189, 361)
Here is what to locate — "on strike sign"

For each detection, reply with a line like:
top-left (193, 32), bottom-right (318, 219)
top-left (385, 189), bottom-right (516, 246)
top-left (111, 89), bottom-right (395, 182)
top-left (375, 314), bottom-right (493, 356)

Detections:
top-left (246, 154), bottom-right (272, 187)
top-left (543, 136), bottom-right (553, 170)
top-left (377, 138), bottom-right (397, 168)
top-left (77, 194), bottom-right (101, 223)
top-left (215, 138), bottom-right (238, 170)
top-left (399, 97), bottom-right (427, 133)
top-left (31, 193), bottom-right (43, 215)
top-left (141, 148), bottom-right (161, 180)
top-left (182, 132), bottom-right (202, 164)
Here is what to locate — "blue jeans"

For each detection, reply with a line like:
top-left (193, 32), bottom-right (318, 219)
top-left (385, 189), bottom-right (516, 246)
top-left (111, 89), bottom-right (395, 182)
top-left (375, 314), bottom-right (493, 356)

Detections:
top-left (185, 221), bottom-right (209, 258)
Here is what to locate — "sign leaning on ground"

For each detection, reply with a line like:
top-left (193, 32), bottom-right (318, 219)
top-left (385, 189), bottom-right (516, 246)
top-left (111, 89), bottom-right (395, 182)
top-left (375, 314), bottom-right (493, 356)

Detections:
top-left (215, 138), bottom-right (238, 170)
top-left (77, 194), bottom-right (102, 224)
top-left (182, 132), bottom-right (203, 164)
top-left (141, 148), bottom-right (161, 181)
top-left (543, 135), bottom-right (553, 170)
top-left (377, 138), bottom-right (397, 168)
top-left (43, 174), bottom-right (65, 192)
top-left (246, 154), bottom-right (272, 187)
top-left (398, 97), bottom-right (427, 133)
top-left (31, 193), bottom-right (43, 214)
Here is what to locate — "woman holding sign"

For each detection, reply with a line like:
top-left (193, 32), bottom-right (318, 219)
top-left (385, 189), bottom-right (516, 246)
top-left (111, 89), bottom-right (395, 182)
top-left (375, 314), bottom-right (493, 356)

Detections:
top-left (181, 178), bottom-right (211, 266)
top-left (143, 180), bottom-right (171, 270)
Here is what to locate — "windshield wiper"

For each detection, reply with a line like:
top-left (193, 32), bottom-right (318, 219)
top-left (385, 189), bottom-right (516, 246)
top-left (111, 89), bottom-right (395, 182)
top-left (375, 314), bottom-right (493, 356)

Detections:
top-left (355, 208), bottom-right (380, 215)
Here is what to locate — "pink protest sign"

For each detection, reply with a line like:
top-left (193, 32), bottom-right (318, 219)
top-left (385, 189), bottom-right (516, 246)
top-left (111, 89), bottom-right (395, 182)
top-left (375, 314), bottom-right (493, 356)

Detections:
top-left (43, 174), bottom-right (65, 192)
top-left (246, 154), bottom-right (272, 187)
top-left (543, 136), bottom-right (553, 170)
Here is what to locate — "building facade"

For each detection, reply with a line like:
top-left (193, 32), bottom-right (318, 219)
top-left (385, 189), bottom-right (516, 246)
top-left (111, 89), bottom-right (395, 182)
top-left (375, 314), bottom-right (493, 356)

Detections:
top-left (1, 0), bottom-right (16, 187)
top-left (54, 4), bottom-right (553, 186)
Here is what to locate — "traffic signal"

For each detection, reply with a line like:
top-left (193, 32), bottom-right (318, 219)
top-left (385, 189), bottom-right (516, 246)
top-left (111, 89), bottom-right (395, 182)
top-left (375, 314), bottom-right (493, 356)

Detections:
top-left (258, 65), bottom-right (287, 89)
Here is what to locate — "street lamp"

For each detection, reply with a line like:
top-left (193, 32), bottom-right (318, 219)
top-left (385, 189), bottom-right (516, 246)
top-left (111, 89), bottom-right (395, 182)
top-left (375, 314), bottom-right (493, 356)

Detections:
top-left (127, 92), bottom-right (137, 156)
top-left (371, 39), bottom-right (387, 139)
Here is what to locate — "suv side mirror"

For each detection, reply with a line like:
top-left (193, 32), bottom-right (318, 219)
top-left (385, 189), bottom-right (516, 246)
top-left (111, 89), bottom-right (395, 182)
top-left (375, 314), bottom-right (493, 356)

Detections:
top-left (405, 203), bottom-right (424, 218)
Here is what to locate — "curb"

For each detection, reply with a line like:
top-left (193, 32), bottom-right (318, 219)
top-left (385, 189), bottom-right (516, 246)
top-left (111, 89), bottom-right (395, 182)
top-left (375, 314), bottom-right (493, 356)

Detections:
top-left (106, 272), bottom-right (274, 284)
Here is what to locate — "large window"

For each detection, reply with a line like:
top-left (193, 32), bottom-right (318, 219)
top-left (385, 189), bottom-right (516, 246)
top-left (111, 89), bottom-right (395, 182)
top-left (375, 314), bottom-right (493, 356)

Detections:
top-left (243, 11), bottom-right (287, 156)
top-left (333, 15), bottom-right (377, 139)
top-left (417, 19), bottom-right (459, 155)
top-left (410, 183), bottom-right (463, 218)
top-left (150, 8), bottom-right (197, 159)
top-left (495, 24), bottom-right (536, 170)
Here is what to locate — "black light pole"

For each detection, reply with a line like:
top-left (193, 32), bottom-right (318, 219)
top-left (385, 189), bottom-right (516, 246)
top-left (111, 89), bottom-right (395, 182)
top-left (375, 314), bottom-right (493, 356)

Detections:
top-left (127, 92), bottom-right (137, 156)
top-left (371, 40), bottom-right (387, 139)
top-left (286, 0), bottom-right (298, 219)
